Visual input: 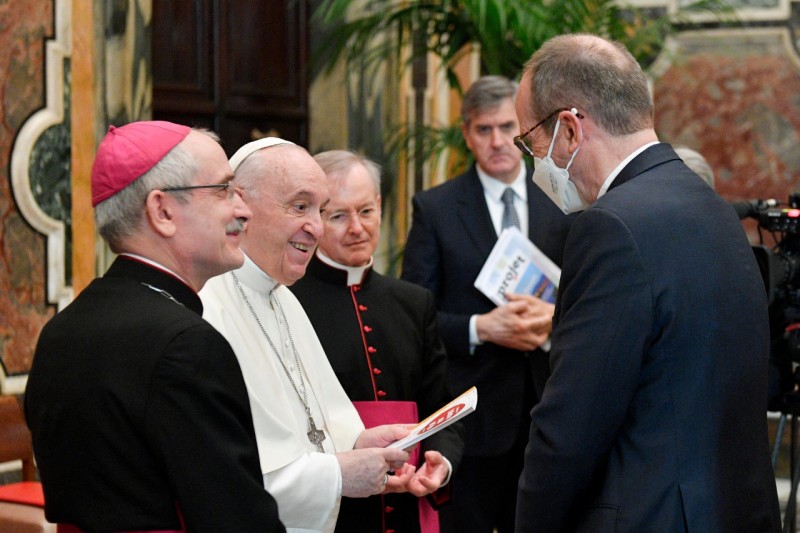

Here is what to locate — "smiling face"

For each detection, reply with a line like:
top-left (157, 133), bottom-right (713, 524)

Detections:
top-left (318, 162), bottom-right (381, 267)
top-left (239, 147), bottom-right (328, 286)
top-left (171, 131), bottom-right (251, 287)
top-left (462, 97), bottom-right (523, 184)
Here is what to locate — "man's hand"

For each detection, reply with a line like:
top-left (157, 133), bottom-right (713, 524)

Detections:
top-left (405, 451), bottom-right (450, 496)
top-left (475, 293), bottom-right (554, 351)
top-left (355, 424), bottom-right (415, 452)
top-left (381, 450), bottom-right (450, 495)
top-left (336, 447), bottom-right (410, 498)
top-left (509, 293), bottom-right (555, 335)
top-left (383, 464), bottom-right (416, 493)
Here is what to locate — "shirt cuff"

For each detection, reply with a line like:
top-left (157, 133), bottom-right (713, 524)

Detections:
top-left (440, 456), bottom-right (453, 486)
top-left (469, 315), bottom-right (482, 355)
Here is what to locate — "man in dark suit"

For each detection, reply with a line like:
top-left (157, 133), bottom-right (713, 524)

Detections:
top-left (291, 149), bottom-right (463, 532)
top-left (513, 34), bottom-right (781, 532)
top-left (25, 121), bottom-right (285, 532)
top-left (401, 76), bottom-right (575, 533)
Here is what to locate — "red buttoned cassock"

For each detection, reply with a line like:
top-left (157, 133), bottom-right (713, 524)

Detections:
top-left (290, 254), bottom-right (464, 533)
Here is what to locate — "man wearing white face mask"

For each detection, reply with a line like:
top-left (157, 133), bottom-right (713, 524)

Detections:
top-left (518, 106), bottom-right (588, 214)
top-left (513, 34), bottom-right (780, 532)
top-left (402, 76), bottom-right (575, 533)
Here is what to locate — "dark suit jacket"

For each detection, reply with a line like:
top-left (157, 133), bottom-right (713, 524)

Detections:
top-left (290, 255), bottom-right (464, 533)
top-left (25, 256), bottom-right (284, 533)
top-left (516, 144), bottom-right (781, 532)
top-left (401, 165), bottom-right (575, 456)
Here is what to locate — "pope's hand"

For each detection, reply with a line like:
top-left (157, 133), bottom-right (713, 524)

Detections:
top-left (337, 447), bottom-right (409, 497)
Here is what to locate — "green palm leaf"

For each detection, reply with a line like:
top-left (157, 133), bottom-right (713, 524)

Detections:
top-left (312, 0), bottom-right (732, 178)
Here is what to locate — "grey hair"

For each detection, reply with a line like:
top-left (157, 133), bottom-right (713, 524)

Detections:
top-left (461, 75), bottom-right (518, 126)
top-left (95, 128), bottom-right (219, 252)
top-left (521, 33), bottom-right (653, 136)
top-left (312, 150), bottom-right (381, 193)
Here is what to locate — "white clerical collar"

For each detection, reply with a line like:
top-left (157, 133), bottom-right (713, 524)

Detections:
top-left (232, 252), bottom-right (280, 294)
top-left (596, 141), bottom-right (660, 199)
top-left (476, 163), bottom-right (527, 203)
top-left (119, 253), bottom-right (191, 287)
top-left (316, 250), bottom-right (373, 286)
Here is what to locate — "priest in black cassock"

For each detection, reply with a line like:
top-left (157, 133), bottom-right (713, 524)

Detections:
top-left (290, 150), bottom-right (464, 533)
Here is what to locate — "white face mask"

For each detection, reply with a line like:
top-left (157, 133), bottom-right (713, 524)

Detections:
top-left (531, 119), bottom-right (588, 214)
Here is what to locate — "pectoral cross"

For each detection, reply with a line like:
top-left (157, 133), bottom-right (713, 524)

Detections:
top-left (307, 414), bottom-right (326, 453)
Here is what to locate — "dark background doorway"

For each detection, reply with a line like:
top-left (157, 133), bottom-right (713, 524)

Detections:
top-left (151, 0), bottom-right (309, 156)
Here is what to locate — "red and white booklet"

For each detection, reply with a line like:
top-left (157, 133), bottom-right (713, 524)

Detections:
top-left (387, 386), bottom-right (477, 450)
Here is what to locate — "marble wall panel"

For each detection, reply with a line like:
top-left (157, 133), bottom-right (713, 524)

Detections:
top-left (1, 0), bottom-right (150, 388)
top-left (0, 1), bottom-right (56, 377)
top-left (653, 28), bottom-right (800, 242)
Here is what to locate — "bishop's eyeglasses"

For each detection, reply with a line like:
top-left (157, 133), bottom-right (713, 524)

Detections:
top-left (161, 183), bottom-right (235, 200)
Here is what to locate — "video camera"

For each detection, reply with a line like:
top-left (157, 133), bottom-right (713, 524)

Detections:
top-left (734, 193), bottom-right (800, 410)
top-left (735, 195), bottom-right (800, 306)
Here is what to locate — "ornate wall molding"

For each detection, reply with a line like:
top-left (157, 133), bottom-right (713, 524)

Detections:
top-left (6, 0), bottom-right (72, 394)
top-left (627, 0), bottom-right (791, 19)
top-left (650, 23), bottom-right (800, 226)
top-left (9, 0), bottom-right (73, 314)
top-left (670, 0), bottom-right (790, 22)
top-left (651, 26), bottom-right (800, 79)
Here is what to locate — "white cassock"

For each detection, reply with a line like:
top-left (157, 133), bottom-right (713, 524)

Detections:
top-left (200, 253), bottom-right (365, 533)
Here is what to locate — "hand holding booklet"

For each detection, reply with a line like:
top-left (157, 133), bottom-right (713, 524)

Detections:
top-left (474, 226), bottom-right (561, 306)
top-left (387, 387), bottom-right (477, 450)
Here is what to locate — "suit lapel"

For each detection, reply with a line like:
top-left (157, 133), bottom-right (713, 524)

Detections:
top-left (608, 143), bottom-right (680, 192)
top-left (457, 166), bottom-right (498, 258)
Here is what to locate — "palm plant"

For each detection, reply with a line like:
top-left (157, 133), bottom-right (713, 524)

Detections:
top-left (313, 0), bottom-right (708, 88)
top-left (311, 0), bottom-right (730, 266)
top-left (313, 0), bottom-right (728, 165)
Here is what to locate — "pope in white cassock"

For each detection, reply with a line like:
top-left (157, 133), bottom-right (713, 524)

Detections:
top-left (200, 139), bottom-right (412, 533)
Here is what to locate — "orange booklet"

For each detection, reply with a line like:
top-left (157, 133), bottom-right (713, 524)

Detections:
top-left (387, 386), bottom-right (477, 450)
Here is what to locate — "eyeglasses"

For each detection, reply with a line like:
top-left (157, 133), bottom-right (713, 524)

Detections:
top-left (161, 183), bottom-right (235, 200)
top-left (513, 107), bottom-right (584, 157)
top-left (324, 206), bottom-right (380, 226)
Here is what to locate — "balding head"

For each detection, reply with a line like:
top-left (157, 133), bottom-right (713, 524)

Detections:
top-left (233, 143), bottom-right (306, 196)
top-left (521, 33), bottom-right (653, 137)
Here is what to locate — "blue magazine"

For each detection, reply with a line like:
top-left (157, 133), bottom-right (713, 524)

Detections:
top-left (474, 227), bottom-right (561, 306)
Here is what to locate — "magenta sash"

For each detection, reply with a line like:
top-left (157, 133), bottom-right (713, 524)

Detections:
top-left (352, 400), bottom-right (439, 533)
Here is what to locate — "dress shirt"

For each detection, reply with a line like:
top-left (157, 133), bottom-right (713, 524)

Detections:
top-left (476, 164), bottom-right (529, 236)
top-left (596, 141), bottom-right (660, 199)
top-left (470, 164), bottom-right (529, 348)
